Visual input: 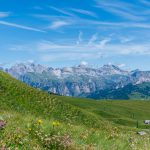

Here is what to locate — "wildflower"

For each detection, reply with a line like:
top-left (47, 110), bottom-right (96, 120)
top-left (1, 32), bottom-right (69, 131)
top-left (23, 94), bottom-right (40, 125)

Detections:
top-left (37, 119), bottom-right (43, 125)
top-left (28, 128), bottom-right (32, 131)
top-left (56, 121), bottom-right (60, 126)
top-left (52, 121), bottom-right (60, 127)
top-left (52, 121), bottom-right (56, 126)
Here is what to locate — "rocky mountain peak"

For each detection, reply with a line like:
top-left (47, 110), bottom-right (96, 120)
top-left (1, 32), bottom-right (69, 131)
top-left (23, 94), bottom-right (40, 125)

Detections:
top-left (99, 64), bottom-right (128, 75)
top-left (4, 62), bottom-right (131, 78)
top-left (6, 62), bottom-right (47, 78)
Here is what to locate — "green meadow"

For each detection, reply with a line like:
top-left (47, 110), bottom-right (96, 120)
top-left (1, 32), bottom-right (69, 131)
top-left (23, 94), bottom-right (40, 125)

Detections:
top-left (0, 71), bottom-right (150, 150)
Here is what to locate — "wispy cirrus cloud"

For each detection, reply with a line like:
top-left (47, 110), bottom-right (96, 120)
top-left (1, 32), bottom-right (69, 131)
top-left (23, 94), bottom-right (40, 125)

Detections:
top-left (48, 20), bottom-right (71, 29)
top-left (33, 12), bottom-right (150, 30)
top-left (0, 21), bottom-right (45, 32)
top-left (76, 31), bottom-right (83, 45)
top-left (94, 0), bottom-right (146, 21)
top-left (49, 6), bottom-right (75, 17)
top-left (99, 38), bottom-right (111, 48)
top-left (87, 20), bottom-right (150, 29)
top-left (119, 36), bottom-right (134, 43)
top-left (0, 12), bottom-right (10, 18)
top-left (11, 40), bottom-right (150, 55)
top-left (100, 8), bottom-right (144, 21)
top-left (9, 32), bottom-right (150, 65)
top-left (88, 33), bottom-right (98, 45)
top-left (37, 40), bottom-right (150, 63)
top-left (38, 41), bottom-right (74, 51)
top-left (117, 63), bottom-right (126, 68)
top-left (69, 8), bottom-right (98, 18)
top-left (36, 33), bottom-right (150, 56)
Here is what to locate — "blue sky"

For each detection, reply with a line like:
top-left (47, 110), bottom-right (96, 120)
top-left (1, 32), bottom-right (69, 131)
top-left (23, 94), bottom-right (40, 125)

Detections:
top-left (0, 0), bottom-right (150, 70)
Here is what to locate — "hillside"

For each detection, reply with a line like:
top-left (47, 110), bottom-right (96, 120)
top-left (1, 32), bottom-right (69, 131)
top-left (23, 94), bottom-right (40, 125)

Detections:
top-left (63, 97), bottom-right (150, 127)
top-left (0, 71), bottom-right (102, 127)
top-left (0, 71), bottom-right (150, 149)
top-left (86, 82), bottom-right (150, 100)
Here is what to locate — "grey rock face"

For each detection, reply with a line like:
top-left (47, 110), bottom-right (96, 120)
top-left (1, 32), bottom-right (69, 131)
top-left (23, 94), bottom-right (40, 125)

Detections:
top-left (4, 63), bottom-right (150, 97)
top-left (6, 63), bottom-right (48, 78)
top-left (130, 70), bottom-right (150, 84)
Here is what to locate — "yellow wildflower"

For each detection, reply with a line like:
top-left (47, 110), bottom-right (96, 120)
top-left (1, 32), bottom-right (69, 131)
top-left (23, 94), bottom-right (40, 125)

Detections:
top-left (56, 121), bottom-right (60, 126)
top-left (52, 121), bottom-right (60, 127)
top-left (28, 128), bottom-right (32, 131)
top-left (52, 121), bottom-right (57, 126)
top-left (37, 119), bottom-right (43, 125)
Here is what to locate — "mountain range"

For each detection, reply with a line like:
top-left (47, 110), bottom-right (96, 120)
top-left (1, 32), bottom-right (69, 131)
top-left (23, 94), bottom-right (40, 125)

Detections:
top-left (1, 62), bottom-right (150, 99)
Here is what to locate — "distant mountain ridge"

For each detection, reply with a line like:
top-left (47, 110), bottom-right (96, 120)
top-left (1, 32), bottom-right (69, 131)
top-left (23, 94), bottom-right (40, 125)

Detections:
top-left (1, 62), bottom-right (150, 99)
top-left (4, 63), bottom-right (129, 78)
top-left (86, 82), bottom-right (150, 100)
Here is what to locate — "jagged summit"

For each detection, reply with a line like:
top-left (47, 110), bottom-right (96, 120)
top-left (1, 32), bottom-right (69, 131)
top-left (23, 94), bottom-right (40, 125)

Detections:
top-left (99, 64), bottom-right (128, 75)
top-left (5, 62), bottom-right (128, 77)
top-left (6, 63), bottom-right (48, 78)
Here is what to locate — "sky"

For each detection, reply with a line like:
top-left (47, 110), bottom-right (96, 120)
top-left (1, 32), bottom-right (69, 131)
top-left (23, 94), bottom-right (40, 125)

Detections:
top-left (0, 0), bottom-right (150, 70)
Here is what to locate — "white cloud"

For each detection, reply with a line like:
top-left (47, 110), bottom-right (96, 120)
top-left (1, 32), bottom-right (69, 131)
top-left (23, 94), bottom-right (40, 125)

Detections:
top-left (0, 12), bottom-right (10, 18)
top-left (26, 59), bottom-right (35, 63)
top-left (49, 6), bottom-right (75, 17)
top-left (0, 21), bottom-right (45, 32)
top-left (95, 0), bottom-right (146, 21)
top-left (76, 31), bottom-right (83, 45)
top-left (33, 12), bottom-right (150, 30)
top-left (38, 41), bottom-right (74, 51)
top-left (100, 7), bottom-right (144, 21)
top-left (48, 21), bottom-right (71, 29)
top-left (98, 38), bottom-right (111, 48)
top-left (88, 33), bottom-right (98, 45)
top-left (10, 33), bottom-right (150, 64)
top-left (70, 8), bottom-right (98, 18)
top-left (36, 39), bottom-right (150, 58)
top-left (80, 61), bottom-right (88, 66)
top-left (101, 44), bottom-right (150, 55)
top-left (91, 21), bottom-right (150, 29)
top-left (117, 63), bottom-right (126, 68)
top-left (119, 36), bottom-right (133, 43)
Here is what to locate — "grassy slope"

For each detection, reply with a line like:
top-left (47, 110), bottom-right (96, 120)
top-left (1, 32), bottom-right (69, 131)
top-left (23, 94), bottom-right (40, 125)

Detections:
top-left (62, 97), bottom-right (150, 128)
top-left (0, 71), bottom-right (103, 128)
top-left (0, 71), bottom-right (150, 149)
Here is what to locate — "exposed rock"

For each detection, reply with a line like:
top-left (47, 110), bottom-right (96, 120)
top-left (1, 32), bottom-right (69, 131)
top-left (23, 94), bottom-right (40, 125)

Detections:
top-left (3, 63), bottom-right (150, 97)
